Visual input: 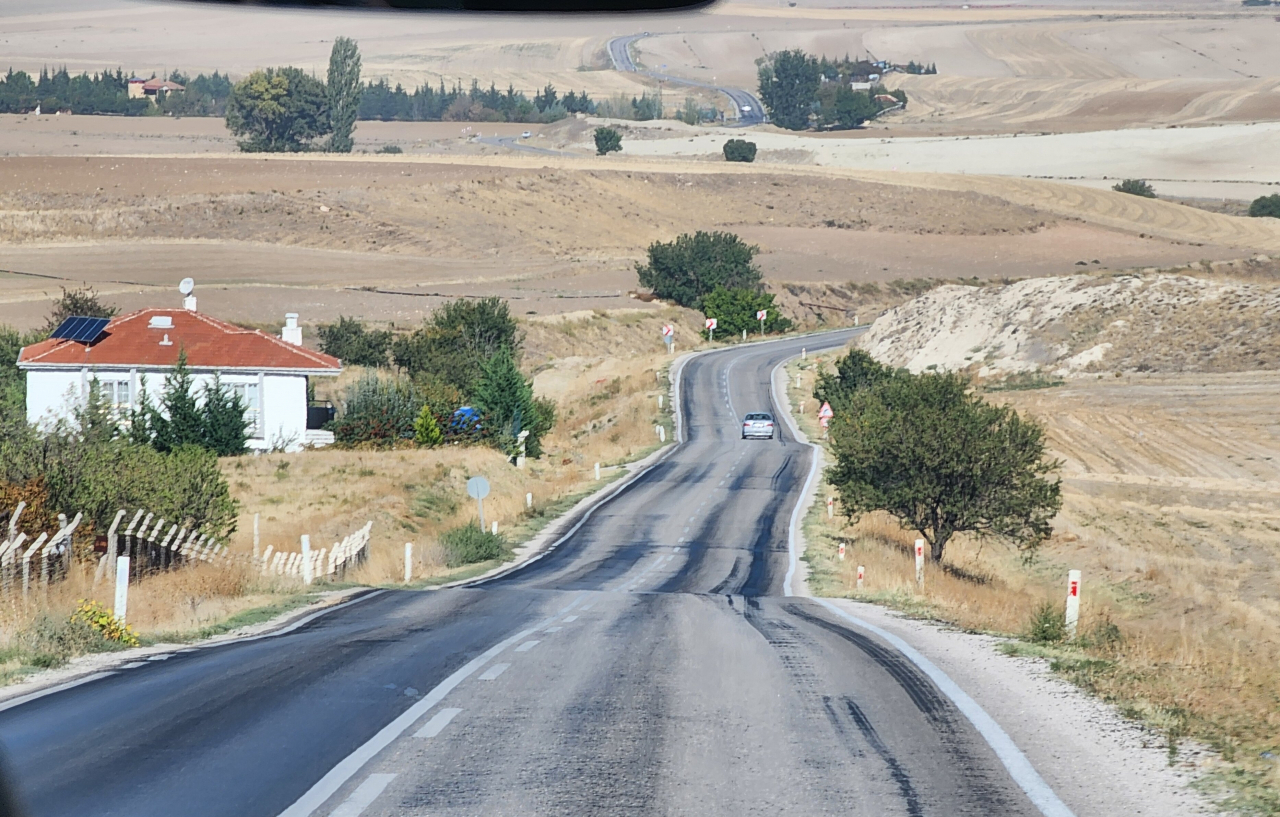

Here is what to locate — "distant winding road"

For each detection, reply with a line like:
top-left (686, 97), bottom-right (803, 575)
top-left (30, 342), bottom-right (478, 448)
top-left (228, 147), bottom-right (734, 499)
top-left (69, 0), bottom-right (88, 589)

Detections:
top-left (608, 33), bottom-right (766, 126)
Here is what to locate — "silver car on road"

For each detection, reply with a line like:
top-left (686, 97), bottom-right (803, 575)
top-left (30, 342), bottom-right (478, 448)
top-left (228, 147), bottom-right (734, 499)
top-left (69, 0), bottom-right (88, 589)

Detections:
top-left (741, 412), bottom-right (776, 440)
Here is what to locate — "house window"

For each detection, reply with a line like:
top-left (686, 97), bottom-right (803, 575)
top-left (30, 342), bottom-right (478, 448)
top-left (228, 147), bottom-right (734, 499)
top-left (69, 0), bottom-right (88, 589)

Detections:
top-left (94, 379), bottom-right (131, 414)
top-left (230, 382), bottom-right (261, 437)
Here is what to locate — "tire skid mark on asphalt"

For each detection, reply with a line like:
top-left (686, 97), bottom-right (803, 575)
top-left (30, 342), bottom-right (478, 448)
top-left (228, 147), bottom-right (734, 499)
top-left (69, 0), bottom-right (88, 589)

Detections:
top-left (826, 696), bottom-right (925, 817)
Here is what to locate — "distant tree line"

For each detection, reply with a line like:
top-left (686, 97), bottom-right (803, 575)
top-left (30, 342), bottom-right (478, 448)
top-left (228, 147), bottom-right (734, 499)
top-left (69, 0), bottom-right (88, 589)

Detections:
top-left (359, 79), bottom-right (596, 123)
top-left (0, 67), bottom-right (231, 116)
top-left (757, 50), bottom-right (908, 131)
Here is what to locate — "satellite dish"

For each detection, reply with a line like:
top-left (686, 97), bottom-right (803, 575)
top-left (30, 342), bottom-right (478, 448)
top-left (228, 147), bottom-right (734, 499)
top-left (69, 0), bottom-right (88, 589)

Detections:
top-left (178, 277), bottom-right (195, 296)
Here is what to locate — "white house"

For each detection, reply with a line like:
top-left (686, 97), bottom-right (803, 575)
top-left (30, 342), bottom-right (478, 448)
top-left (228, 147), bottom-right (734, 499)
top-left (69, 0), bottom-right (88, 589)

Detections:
top-left (17, 304), bottom-right (342, 452)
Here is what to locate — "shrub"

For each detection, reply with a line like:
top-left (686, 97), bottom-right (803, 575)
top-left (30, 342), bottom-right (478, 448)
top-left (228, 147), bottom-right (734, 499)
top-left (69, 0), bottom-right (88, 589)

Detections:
top-left (413, 405), bottom-right (443, 447)
top-left (19, 610), bottom-right (130, 668)
top-left (635, 231), bottom-right (763, 309)
top-left (332, 371), bottom-right (419, 445)
top-left (317, 316), bottom-right (392, 367)
top-left (391, 297), bottom-right (520, 395)
top-left (1112, 178), bottom-right (1156, 198)
top-left (1026, 601), bottom-right (1066, 644)
top-left (700, 286), bottom-right (792, 337)
top-left (439, 522), bottom-right (505, 567)
top-left (723, 138), bottom-right (757, 163)
top-left (376, 144), bottom-right (403, 154)
top-left (71, 599), bottom-right (140, 646)
top-left (594, 126), bottom-right (621, 155)
top-left (1248, 193), bottom-right (1280, 218)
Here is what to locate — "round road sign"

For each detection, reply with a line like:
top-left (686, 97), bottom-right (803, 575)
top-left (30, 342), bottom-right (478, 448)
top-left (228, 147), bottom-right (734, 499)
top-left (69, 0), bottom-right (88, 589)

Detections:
top-left (466, 476), bottom-right (490, 500)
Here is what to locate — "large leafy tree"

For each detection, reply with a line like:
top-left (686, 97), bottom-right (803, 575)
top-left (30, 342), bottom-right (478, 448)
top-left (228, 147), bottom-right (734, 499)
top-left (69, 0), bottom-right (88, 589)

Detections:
top-left (700, 287), bottom-right (791, 337)
top-left (637, 231), bottom-right (762, 309)
top-left (832, 85), bottom-right (880, 130)
top-left (594, 126), bottom-right (622, 155)
top-left (326, 37), bottom-right (362, 153)
top-left (225, 67), bottom-right (330, 152)
top-left (317, 316), bottom-right (391, 367)
top-left (825, 364), bottom-right (1061, 562)
top-left (1249, 194), bottom-right (1280, 218)
top-left (393, 297), bottom-right (520, 396)
top-left (757, 50), bottom-right (820, 131)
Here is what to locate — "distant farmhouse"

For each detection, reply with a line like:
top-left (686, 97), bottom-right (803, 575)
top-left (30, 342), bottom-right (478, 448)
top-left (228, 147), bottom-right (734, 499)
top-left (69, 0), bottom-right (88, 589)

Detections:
top-left (17, 297), bottom-right (340, 452)
top-left (127, 77), bottom-right (185, 102)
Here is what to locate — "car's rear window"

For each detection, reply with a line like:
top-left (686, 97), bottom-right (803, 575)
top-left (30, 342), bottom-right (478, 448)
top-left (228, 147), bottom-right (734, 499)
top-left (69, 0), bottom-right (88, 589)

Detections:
top-left (745, 413), bottom-right (772, 421)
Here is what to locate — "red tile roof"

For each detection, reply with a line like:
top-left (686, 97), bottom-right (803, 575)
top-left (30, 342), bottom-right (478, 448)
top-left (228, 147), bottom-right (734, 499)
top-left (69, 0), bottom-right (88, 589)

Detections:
top-left (18, 309), bottom-right (341, 373)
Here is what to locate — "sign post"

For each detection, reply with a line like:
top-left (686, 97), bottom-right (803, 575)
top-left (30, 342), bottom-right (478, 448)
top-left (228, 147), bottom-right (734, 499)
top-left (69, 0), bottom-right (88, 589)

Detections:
top-left (467, 476), bottom-right (490, 530)
top-left (114, 556), bottom-right (130, 624)
top-left (661, 324), bottom-right (674, 354)
top-left (1065, 569), bottom-right (1081, 638)
top-left (705, 317), bottom-right (717, 343)
top-left (757, 309), bottom-right (767, 336)
top-left (915, 539), bottom-right (925, 589)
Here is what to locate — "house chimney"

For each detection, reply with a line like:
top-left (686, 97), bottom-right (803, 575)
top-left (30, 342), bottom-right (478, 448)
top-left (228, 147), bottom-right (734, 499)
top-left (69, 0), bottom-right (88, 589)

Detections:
top-left (281, 313), bottom-right (302, 346)
top-left (183, 295), bottom-right (197, 311)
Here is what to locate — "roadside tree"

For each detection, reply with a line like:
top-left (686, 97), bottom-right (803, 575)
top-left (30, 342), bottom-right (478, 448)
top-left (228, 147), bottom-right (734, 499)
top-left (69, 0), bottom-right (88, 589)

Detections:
top-left (326, 37), bottom-right (362, 153)
top-left (700, 287), bottom-right (791, 337)
top-left (226, 67), bottom-right (330, 152)
top-left (473, 346), bottom-right (554, 458)
top-left (757, 50), bottom-right (819, 131)
top-left (723, 138), bottom-right (757, 162)
top-left (1248, 194), bottom-right (1280, 218)
top-left (825, 366), bottom-right (1061, 562)
top-left (594, 126), bottom-right (622, 155)
top-left (636, 231), bottom-right (762, 309)
top-left (1112, 179), bottom-right (1156, 198)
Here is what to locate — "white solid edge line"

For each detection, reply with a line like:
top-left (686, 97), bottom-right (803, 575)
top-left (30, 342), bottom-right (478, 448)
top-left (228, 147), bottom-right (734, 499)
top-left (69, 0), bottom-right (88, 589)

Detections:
top-left (276, 594), bottom-right (584, 817)
top-left (813, 599), bottom-right (1076, 817)
top-left (328, 773), bottom-right (397, 817)
top-left (774, 353), bottom-right (821, 600)
top-left (0, 671), bottom-right (115, 714)
top-left (769, 333), bottom-right (1074, 817)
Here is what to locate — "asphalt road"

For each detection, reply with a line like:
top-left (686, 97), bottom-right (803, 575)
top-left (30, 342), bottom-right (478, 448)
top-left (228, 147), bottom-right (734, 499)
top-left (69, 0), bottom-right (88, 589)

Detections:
top-left (0, 330), bottom-right (1059, 817)
top-left (474, 135), bottom-right (567, 156)
top-left (607, 34), bottom-right (765, 127)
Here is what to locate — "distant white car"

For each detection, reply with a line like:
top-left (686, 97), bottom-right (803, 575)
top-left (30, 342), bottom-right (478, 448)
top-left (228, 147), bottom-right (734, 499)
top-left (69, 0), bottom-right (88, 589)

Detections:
top-left (742, 412), bottom-right (775, 440)
top-left (742, 105), bottom-right (752, 111)
top-left (521, 131), bottom-right (532, 139)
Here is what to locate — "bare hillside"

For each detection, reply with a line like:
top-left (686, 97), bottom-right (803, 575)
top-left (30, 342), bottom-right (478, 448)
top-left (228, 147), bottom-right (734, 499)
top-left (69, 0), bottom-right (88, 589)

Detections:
top-left (859, 261), bottom-right (1280, 376)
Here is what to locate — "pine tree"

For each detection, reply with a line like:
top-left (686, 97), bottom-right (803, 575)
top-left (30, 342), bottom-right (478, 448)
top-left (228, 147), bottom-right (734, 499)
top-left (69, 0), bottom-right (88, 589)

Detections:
top-left (128, 374), bottom-right (157, 447)
top-left (77, 379), bottom-right (119, 444)
top-left (473, 346), bottom-right (534, 452)
top-left (413, 404), bottom-right (443, 447)
top-left (154, 351), bottom-right (203, 453)
top-left (327, 37), bottom-right (362, 153)
top-left (201, 374), bottom-right (249, 456)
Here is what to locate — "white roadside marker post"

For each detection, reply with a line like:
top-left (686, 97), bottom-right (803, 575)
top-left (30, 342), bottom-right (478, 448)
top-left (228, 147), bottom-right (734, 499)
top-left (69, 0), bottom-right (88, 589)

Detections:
top-left (595, 462), bottom-right (601, 480)
top-left (827, 496), bottom-right (834, 518)
top-left (856, 565), bottom-right (864, 589)
top-left (1065, 569), bottom-right (1082, 639)
top-left (526, 492), bottom-right (533, 509)
top-left (838, 542), bottom-right (846, 561)
top-left (796, 373), bottom-right (801, 389)
top-left (404, 543), bottom-right (413, 584)
top-left (114, 556), bottom-right (130, 624)
top-left (253, 513), bottom-right (260, 560)
top-left (300, 535), bottom-right (313, 585)
top-left (801, 347), bottom-right (806, 360)
top-left (659, 426), bottom-right (666, 442)
top-left (915, 539), bottom-right (925, 590)
top-left (492, 521), bottom-right (499, 536)
top-left (658, 395), bottom-right (664, 409)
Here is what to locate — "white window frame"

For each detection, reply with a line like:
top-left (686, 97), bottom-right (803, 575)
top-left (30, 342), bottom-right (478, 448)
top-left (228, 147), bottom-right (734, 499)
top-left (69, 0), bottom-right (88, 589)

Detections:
top-left (229, 381), bottom-right (262, 438)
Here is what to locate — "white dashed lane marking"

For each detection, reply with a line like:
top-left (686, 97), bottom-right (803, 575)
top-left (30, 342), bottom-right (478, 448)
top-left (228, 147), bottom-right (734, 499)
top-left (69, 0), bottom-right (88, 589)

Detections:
top-left (563, 615), bottom-right (579, 623)
top-left (478, 663), bottom-right (510, 681)
top-left (515, 640), bottom-right (540, 653)
top-left (328, 774), bottom-right (396, 817)
top-left (544, 626), bottom-right (563, 633)
top-left (413, 708), bottom-right (462, 739)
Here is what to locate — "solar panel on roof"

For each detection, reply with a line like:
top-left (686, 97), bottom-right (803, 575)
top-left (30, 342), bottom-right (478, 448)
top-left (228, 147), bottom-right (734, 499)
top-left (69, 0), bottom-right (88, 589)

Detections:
top-left (50, 316), bottom-right (110, 343)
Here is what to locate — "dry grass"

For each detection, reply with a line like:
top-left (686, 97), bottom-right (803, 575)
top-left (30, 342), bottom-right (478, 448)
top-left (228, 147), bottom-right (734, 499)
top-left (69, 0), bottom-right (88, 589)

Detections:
top-left (788, 352), bottom-right (1280, 811)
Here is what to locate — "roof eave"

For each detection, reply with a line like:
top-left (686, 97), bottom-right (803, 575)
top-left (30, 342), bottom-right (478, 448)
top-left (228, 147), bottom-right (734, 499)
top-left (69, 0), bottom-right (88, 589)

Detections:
top-left (17, 362), bottom-right (342, 376)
